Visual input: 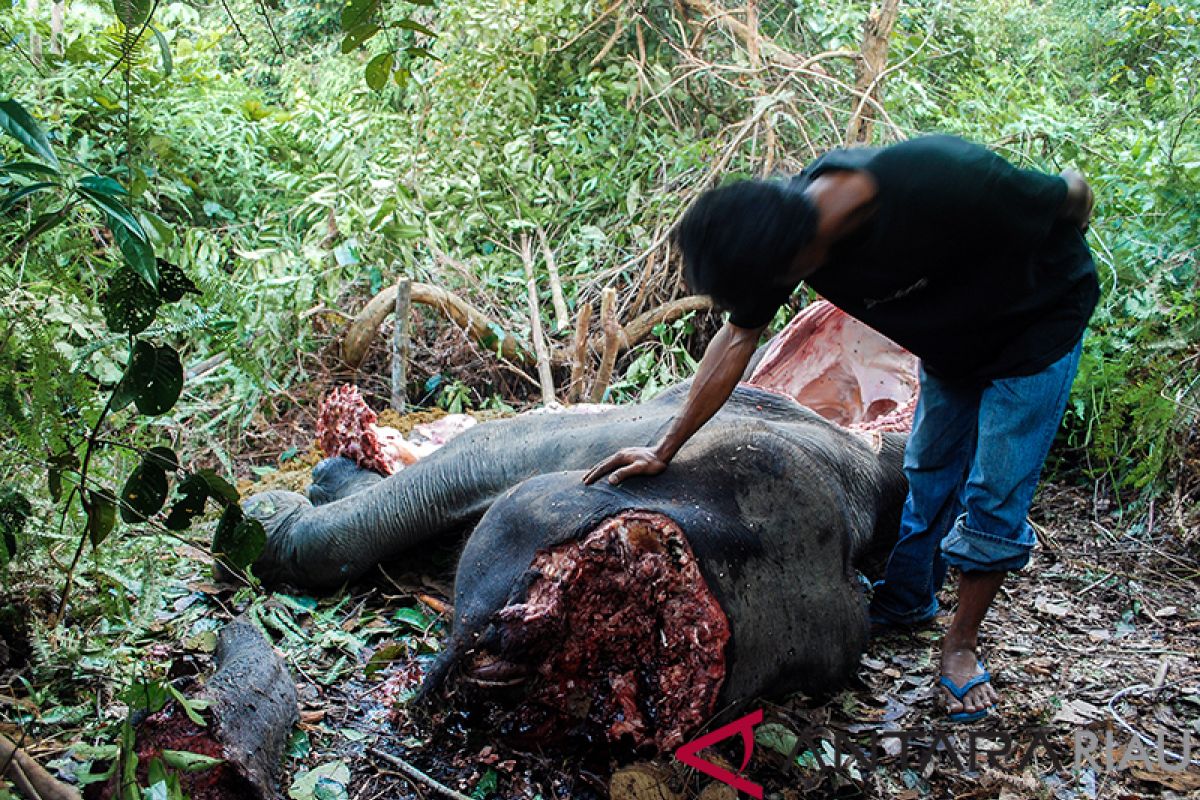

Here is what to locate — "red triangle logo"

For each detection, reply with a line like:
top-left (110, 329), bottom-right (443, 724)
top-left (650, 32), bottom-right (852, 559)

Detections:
top-left (674, 709), bottom-right (764, 798)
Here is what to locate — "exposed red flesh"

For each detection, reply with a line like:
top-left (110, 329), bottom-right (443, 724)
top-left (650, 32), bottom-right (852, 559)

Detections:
top-left (476, 511), bottom-right (730, 750)
top-left (315, 384), bottom-right (420, 475)
top-left (95, 705), bottom-right (257, 800)
top-left (748, 300), bottom-right (918, 432)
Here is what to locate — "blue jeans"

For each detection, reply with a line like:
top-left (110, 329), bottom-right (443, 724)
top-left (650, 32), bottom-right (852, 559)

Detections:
top-left (868, 339), bottom-right (1083, 627)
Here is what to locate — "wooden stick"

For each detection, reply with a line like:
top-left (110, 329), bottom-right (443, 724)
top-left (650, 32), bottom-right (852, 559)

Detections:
top-left (0, 733), bottom-right (81, 800)
top-left (368, 747), bottom-right (475, 800)
top-left (390, 276), bottom-right (412, 412)
top-left (536, 225), bottom-right (570, 332)
top-left (521, 235), bottom-right (556, 405)
top-left (589, 287), bottom-right (621, 403)
top-left (567, 301), bottom-right (593, 403)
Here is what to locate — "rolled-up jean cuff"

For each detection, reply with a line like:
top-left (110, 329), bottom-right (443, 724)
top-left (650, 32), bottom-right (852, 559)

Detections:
top-left (869, 587), bottom-right (939, 628)
top-left (941, 515), bottom-right (1034, 573)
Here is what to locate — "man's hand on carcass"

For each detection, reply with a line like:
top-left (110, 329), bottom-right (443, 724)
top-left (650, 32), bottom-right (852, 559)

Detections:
top-left (583, 319), bottom-right (765, 486)
top-left (583, 446), bottom-right (669, 485)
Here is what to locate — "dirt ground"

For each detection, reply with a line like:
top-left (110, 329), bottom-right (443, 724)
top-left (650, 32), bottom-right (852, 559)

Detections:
top-left (225, 431), bottom-right (1199, 800)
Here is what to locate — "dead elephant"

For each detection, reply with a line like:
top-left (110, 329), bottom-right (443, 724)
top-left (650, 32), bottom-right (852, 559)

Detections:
top-left (243, 304), bottom-right (915, 749)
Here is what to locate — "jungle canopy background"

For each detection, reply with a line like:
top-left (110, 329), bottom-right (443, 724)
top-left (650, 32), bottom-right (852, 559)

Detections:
top-left (0, 1), bottom-right (1197, 798)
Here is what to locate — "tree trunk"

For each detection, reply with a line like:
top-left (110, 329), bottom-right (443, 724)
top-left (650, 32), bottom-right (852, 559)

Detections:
top-left (846, 0), bottom-right (902, 144)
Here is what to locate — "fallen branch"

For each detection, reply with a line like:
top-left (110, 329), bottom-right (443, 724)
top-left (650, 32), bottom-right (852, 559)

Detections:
top-left (603, 294), bottom-right (713, 354)
top-left (0, 733), bottom-right (81, 800)
top-left (368, 748), bottom-right (475, 800)
top-left (341, 282), bottom-right (529, 368)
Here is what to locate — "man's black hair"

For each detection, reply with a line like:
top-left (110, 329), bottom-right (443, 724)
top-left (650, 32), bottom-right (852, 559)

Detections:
top-left (677, 179), bottom-right (817, 313)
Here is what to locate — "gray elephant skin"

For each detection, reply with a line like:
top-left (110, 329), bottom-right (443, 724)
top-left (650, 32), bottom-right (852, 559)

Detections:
top-left (243, 380), bottom-right (908, 750)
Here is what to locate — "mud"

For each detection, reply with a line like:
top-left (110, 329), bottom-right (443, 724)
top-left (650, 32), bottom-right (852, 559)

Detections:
top-left (472, 511), bottom-right (730, 751)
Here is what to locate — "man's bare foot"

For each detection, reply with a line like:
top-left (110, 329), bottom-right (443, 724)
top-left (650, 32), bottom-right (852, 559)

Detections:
top-left (939, 641), bottom-right (998, 717)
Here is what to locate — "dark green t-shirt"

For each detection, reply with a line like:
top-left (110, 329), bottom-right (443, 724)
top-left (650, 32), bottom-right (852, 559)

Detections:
top-left (728, 135), bottom-right (1099, 380)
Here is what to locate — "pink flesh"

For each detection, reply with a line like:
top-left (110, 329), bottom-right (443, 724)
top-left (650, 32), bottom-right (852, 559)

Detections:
top-left (748, 300), bottom-right (918, 432)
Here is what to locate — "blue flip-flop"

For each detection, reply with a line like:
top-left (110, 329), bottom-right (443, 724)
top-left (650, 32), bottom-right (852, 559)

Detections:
top-left (939, 662), bottom-right (994, 723)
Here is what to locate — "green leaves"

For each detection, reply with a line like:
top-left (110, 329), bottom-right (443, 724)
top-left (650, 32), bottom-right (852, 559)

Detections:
top-left (337, 0), bottom-right (437, 91)
top-left (77, 178), bottom-right (158, 289)
top-left (341, 24), bottom-right (380, 54)
top-left (212, 506), bottom-right (266, 571)
top-left (120, 448), bottom-right (175, 523)
top-left (112, 0), bottom-right (153, 28)
top-left (150, 26), bottom-right (173, 77)
top-left (341, 0), bottom-right (382, 31)
top-left (160, 751), bottom-right (223, 772)
top-left (164, 473), bottom-right (209, 531)
top-left (365, 53), bottom-right (395, 91)
top-left (85, 491), bottom-right (118, 546)
top-left (103, 267), bottom-right (160, 334)
top-left (113, 340), bottom-right (183, 416)
top-left (101, 261), bottom-right (198, 334)
top-left (157, 260), bottom-right (199, 302)
top-left (395, 19), bottom-right (436, 37)
top-left (0, 98), bottom-right (60, 169)
top-left (0, 181), bottom-right (57, 214)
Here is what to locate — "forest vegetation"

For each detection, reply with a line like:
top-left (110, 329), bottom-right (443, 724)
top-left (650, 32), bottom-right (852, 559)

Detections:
top-left (0, 1), bottom-right (1197, 798)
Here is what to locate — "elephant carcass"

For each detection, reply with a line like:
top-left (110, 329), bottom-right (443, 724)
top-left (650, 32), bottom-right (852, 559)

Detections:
top-left (242, 302), bottom-right (916, 592)
top-left (425, 394), bottom-right (909, 751)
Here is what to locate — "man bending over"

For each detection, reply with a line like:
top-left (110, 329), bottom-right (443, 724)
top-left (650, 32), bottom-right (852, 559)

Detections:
top-left (584, 134), bottom-right (1097, 722)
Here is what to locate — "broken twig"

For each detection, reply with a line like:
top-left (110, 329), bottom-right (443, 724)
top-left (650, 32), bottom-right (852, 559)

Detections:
top-left (589, 287), bottom-right (621, 403)
top-left (368, 748), bottom-right (475, 800)
top-left (568, 301), bottom-right (594, 403)
top-left (342, 281), bottom-right (529, 368)
top-left (536, 225), bottom-right (570, 332)
top-left (521, 235), bottom-right (557, 405)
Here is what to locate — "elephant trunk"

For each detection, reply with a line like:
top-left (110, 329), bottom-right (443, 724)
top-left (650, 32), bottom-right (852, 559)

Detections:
top-left (247, 452), bottom-right (505, 589)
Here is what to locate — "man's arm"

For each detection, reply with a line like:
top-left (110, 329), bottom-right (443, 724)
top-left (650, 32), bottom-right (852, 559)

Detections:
top-left (582, 320), bottom-right (765, 485)
top-left (1060, 169), bottom-right (1094, 232)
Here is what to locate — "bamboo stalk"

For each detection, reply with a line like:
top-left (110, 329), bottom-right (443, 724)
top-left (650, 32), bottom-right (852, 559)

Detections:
top-left (390, 276), bottom-right (412, 412)
top-left (521, 235), bottom-right (556, 405)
